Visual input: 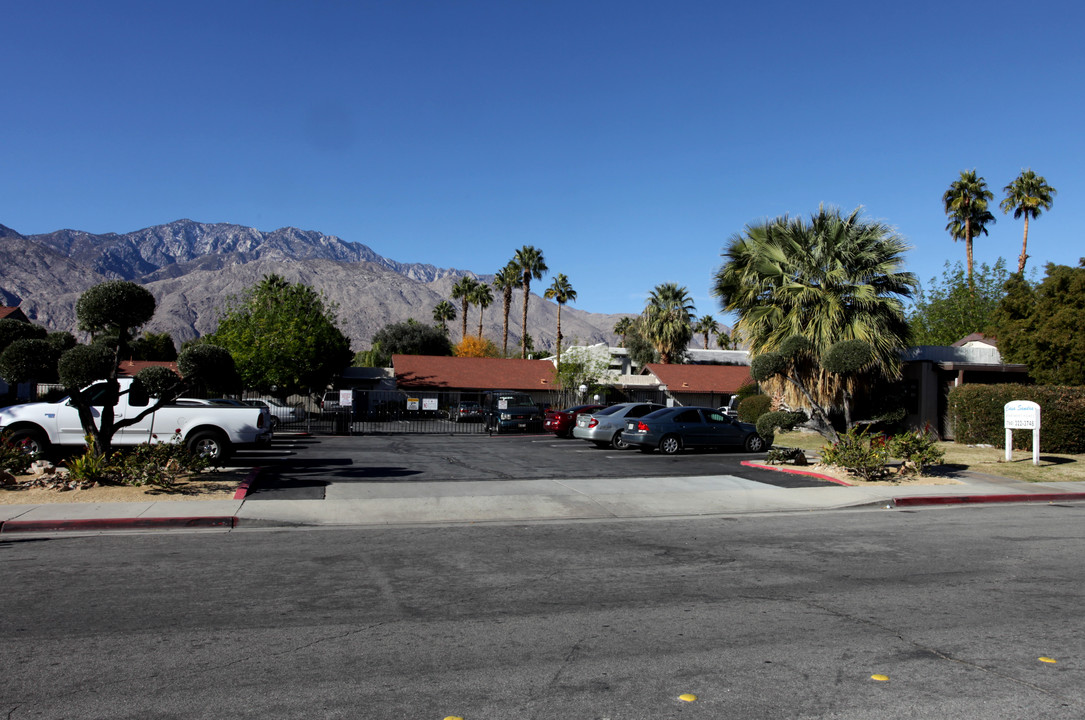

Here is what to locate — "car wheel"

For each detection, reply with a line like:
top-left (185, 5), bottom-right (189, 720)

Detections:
top-left (611, 431), bottom-right (629, 450)
top-left (186, 430), bottom-right (232, 463)
top-left (659, 434), bottom-right (681, 455)
top-left (744, 433), bottom-right (768, 452)
top-left (6, 426), bottom-right (50, 458)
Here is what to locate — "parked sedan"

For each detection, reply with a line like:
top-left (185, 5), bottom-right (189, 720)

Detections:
top-left (621, 406), bottom-right (769, 454)
top-left (452, 401), bottom-right (483, 423)
top-left (572, 402), bottom-right (665, 449)
top-left (544, 404), bottom-right (605, 438)
top-left (244, 398), bottom-right (306, 428)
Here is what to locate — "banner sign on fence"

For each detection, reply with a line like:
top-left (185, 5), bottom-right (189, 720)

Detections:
top-left (1004, 400), bottom-right (1041, 465)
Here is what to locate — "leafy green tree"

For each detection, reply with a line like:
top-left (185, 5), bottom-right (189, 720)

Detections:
top-left (613, 317), bottom-right (634, 348)
top-left (492, 262), bottom-right (520, 356)
top-left (450, 275), bottom-right (479, 341)
top-left (1, 281), bottom-right (234, 457)
top-left (544, 273), bottom-right (576, 366)
top-left (553, 346), bottom-right (612, 406)
top-left (693, 315), bottom-right (719, 349)
top-left (713, 206), bottom-right (915, 411)
top-left (367, 319), bottom-right (454, 367)
top-left (470, 282), bottom-right (494, 338)
top-left (943, 170), bottom-right (995, 290)
top-left (1001, 169), bottom-right (1056, 274)
top-left (0, 318), bottom-right (47, 354)
top-left (513, 245), bottom-right (548, 358)
top-left (432, 300), bottom-right (456, 335)
top-left (624, 317), bottom-right (659, 367)
top-left (204, 274), bottom-right (352, 395)
top-left (908, 260), bottom-right (1010, 346)
top-left (643, 283), bottom-right (694, 364)
top-left (989, 260), bottom-right (1085, 385)
top-left (128, 331), bottom-right (178, 361)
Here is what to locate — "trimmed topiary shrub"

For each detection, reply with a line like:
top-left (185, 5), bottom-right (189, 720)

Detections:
top-left (737, 394), bottom-right (771, 423)
top-left (949, 384), bottom-right (1085, 453)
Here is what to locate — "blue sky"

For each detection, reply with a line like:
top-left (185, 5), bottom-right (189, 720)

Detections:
top-left (3, 0), bottom-right (1082, 325)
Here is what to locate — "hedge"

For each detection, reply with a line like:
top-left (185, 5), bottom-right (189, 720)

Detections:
top-left (948, 384), bottom-right (1085, 454)
top-left (737, 394), bottom-right (771, 423)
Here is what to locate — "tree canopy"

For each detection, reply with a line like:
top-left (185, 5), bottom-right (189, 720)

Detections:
top-left (203, 274), bottom-right (352, 394)
top-left (988, 260), bottom-right (1085, 386)
top-left (642, 283), bottom-right (694, 364)
top-left (713, 206), bottom-right (916, 410)
top-left (366, 319), bottom-right (454, 367)
top-left (908, 260), bottom-right (1010, 346)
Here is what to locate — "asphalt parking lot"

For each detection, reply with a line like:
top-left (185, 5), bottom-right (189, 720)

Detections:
top-left (247, 432), bottom-right (835, 498)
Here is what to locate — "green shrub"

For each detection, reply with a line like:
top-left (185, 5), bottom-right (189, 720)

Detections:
top-left (111, 433), bottom-right (211, 488)
top-left (737, 394), bottom-right (771, 423)
top-left (820, 427), bottom-right (890, 481)
top-left (765, 446), bottom-right (807, 465)
top-left (949, 384), bottom-right (1085, 453)
top-left (887, 427), bottom-right (944, 475)
top-left (0, 434), bottom-right (37, 474)
top-left (756, 410), bottom-right (807, 440)
top-left (65, 437), bottom-right (116, 484)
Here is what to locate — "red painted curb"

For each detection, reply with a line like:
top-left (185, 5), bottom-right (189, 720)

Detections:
top-left (234, 467), bottom-right (263, 499)
top-left (741, 460), bottom-right (852, 486)
top-left (893, 492), bottom-right (1085, 507)
top-left (0, 516), bottom-right (237, 534)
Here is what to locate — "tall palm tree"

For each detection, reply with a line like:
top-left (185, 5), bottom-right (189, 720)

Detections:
top-left (432, 300), bottom-right (456, 335)
top-left (470, 282), bottom-right (493, 338)
top-left (512, 246), bottom-right (548, 358)
top-left (943, 170), bottom-right (995, 290)
top-left (543, 273), bottom-right (576, 366)
top-left (1001, 169), bottom-right (1057, 274)
top-left (693, 315), bottom-right (719, 349)
top-left (712, 205), bottom-right (916, 408)
top-left (450, 275), bottom-right (479, 341)
top-left (643, 283), bottom-right (695, 364)
top-left (613, 317), bottom-right (634, 348)
top-left (492, 262), bottom-right (520, 356)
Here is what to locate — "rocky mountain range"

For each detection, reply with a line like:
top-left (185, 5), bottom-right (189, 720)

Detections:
top-left (0, 220), bottom-right (631, 353)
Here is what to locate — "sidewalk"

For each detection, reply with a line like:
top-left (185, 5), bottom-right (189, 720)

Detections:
top-left (3, 466), bottom-right (1085, 534)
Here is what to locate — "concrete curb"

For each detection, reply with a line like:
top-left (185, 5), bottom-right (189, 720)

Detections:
top-left (0, 516), bottom-right (237, 533)
top-left (892, 492), bottom-right (1085, 507)
top-left (233, 466), bottom-right (263, 499)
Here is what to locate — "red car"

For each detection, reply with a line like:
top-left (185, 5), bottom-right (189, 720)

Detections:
top-left (543, 404), bottom-right (606, 438)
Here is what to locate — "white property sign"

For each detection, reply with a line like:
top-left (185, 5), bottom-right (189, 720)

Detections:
top-left (1004, 400), bottom-right (1041, 465)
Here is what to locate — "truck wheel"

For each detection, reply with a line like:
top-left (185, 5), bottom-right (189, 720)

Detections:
top-left (187, 430), bottom-right (232, 463)
top-left (6, 427), bottom-right (50, 458)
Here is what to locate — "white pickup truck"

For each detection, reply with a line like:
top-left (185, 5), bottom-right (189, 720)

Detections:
top-left (0, 378), bottom-right (273, 462)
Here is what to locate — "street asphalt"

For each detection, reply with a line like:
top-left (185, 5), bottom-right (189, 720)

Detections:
top-left (2, 432), bottom-right (1084, 533)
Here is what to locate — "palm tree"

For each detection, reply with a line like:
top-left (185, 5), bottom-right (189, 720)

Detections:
top-left (712, 205), bottom-right (916, 408)
top-left (492, 262), bottom-right (520, 356)
top-left (715, 330), bottom-right (733, 350)
top-left (543, 273), bottom-right (576, 366)
top-left (943, 170), bottom-right (995, 290)
top-left (613, 317), bottom-right (635, 348)
top-left (1001, 169), bottom-right (1056, 274)
top-left (470, 282), bottom-right (493, 338)
top-left (432, 300), bottom-right (456, 335)
top-left (693, 315), bottom-right (719, 349)
top-left (512, 246), bottom-right (548, 358)
top-left (643, 283), bottom-right (695, 364)
top-left (450, 275), bottom-right (479, 341)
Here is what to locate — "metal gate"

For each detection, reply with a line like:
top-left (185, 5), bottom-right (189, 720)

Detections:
top-left (304, 390), bottom-right (490, 435)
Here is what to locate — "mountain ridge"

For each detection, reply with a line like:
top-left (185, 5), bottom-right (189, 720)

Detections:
top-left (0, 219), bottom-right (629, 353)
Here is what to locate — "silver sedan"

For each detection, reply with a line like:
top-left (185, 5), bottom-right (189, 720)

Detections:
top-left (572, 402), bottom-right (665, 449)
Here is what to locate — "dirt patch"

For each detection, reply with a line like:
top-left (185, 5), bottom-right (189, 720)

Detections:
top-left (809, 464), bottom-right (964, 487)
top-left (0, 470), bottom-right (247, 504)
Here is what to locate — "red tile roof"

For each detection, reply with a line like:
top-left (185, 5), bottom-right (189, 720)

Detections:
top-left (393, 354), bottom-right (557, 390)
top-left (117, 360), bottom-right (181, 377)
top-left (644, 363), bottom-right (753, 394)
top-left (0, 306), bottom-right (30, 323)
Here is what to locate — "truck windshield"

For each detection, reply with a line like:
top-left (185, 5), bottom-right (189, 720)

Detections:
top-left (494, 393), bottom-right (533, 406)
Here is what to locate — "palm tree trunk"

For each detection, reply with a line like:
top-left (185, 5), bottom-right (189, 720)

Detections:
top-left (521, 283), bottom-right (530, 358)
top-left (965, 216), bottom-right (974, 293)
top-left (477, 305), bottom-right (484, 337)
top-left (460, 299), bottom-right (469, 340)
top-left (502, 292), bottom-right (511, 355)
top-left (556, 304), bottom-right (562, 366)
top-left (1018, 216), bottom-right (1030, 274)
